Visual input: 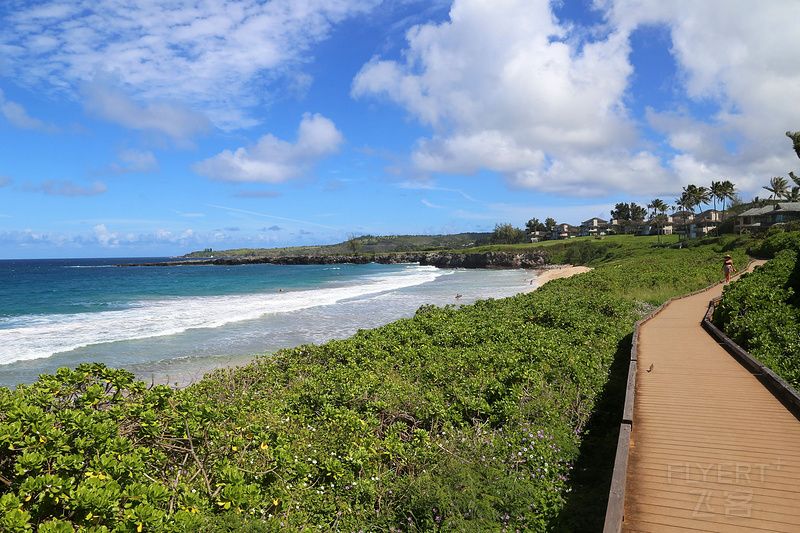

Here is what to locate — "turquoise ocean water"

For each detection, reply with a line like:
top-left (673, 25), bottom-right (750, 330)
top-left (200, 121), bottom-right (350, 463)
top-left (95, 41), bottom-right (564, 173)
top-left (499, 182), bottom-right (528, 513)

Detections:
top-left (0, 258), bottom-right (543, 388)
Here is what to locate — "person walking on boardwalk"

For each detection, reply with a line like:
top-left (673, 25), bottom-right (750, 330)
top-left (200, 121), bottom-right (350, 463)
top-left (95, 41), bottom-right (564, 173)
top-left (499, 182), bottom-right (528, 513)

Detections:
top-left (723, 254), bottom-right (736, 283)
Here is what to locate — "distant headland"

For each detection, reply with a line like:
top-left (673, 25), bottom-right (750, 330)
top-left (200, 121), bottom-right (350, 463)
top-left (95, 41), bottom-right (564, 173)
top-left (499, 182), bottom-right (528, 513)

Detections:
top-left (116, 232), bottom-right (552, 269)
top-left (116, 250), bottom-right (550, 269)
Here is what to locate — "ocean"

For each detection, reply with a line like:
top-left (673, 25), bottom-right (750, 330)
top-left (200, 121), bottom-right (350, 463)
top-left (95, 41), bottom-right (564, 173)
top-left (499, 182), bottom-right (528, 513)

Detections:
top-left (0, 258), bottom-right (543, 389)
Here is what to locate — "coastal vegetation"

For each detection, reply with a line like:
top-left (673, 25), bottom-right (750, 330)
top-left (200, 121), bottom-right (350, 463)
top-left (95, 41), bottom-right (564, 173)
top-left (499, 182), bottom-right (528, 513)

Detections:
top-left (713, 229), bottom-right (800, 388)
top-left (1, 236), bottom-right (756, 533)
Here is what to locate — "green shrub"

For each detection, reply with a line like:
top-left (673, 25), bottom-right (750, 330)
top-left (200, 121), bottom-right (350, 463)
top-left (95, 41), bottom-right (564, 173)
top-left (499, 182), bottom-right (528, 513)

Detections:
top-left (746, 230), bottom-right (800, 258)
top-left (713, 249), bottom-right (800, 387)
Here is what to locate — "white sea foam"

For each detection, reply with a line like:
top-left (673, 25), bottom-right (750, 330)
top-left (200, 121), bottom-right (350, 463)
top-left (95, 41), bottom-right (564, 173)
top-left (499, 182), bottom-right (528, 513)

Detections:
top-left (0, 266), bottom-right (446, 366)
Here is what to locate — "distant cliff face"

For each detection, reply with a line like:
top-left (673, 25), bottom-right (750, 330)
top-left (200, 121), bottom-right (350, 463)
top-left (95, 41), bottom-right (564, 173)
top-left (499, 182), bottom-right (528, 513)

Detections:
top-left (117, 251), bottom-right (550, 269)
top-left (416, 251), bottom-right (549, 268)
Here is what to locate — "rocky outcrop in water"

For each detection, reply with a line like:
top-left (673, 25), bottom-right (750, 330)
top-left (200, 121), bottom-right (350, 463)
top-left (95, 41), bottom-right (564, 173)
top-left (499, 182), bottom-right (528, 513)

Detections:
top-left (117, 251), bottom-right (550, 269)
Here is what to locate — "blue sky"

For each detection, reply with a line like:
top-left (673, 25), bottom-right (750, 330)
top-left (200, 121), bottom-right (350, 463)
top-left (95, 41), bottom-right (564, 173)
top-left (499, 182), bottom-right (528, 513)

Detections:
top-left (1, 0), bottom-right (799, 259)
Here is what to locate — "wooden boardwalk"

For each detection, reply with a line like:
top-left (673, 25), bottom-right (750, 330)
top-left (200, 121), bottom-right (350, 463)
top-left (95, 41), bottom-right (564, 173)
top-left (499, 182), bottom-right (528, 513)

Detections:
top-left (622, 261), bottom-right (800, 532)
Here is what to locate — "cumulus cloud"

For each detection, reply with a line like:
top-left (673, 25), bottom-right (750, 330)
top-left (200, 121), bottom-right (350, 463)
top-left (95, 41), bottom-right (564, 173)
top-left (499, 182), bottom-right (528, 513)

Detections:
top-left (192, 113), bottom-right (344, 183)
top-left (352, 0), bottom-right (637, 194)
top-left (0, 89), bottom-right (60, 133)
top-left (93, 224), bottom-right (118, 247)
top-left (23, 179), bottom-right (107, 197)
top-left (604, 0), bottom-right (800, 193)
top-left (0, 0), bottom-right (382, 130)
top-left (353, 0), bottom-right (800, 196)
top-left (0, 175), bottom-right (12, 187)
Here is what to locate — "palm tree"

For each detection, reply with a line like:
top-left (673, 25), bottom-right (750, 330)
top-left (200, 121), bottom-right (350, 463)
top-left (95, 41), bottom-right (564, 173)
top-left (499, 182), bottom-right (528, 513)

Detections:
top-left (648, 198), bottom-right (666, 244)
top-left (787, 187), bottom-right (800, 203)
top-left (692, 185), bottom-right (711, 212)
top-left (710, 181), bottom-right (723, 212)
top-left (718, 180), bottom-right (737, 220)
top-left (690, 185), bottom-right (712, 235)
top-left (790, 171), bottom-right (800, 188)
top-left (658, 202), bottom-right (671, 243)
top-left (788, 131), bottom-right (800, 159)
top-left (763, 176), bottom-right (789, 201)
top-left (675, 192), bottom-right (693, 240)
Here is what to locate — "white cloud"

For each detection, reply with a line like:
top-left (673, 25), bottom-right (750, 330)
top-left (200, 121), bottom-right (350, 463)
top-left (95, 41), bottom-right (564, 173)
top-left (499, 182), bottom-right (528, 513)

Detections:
top-left (192, 113), bottom-right (343, 183)
top-left (93, 224), bottom-right (119, 247)
top-left (352, 0), bottom-right (637, 193)
top-left (0, 0), bottom-right (382, 130)
top-left (353, 0), bottom-right (800, 197)
top-left (107, 147), bottom-right (160, 174)
top-left (0, 89), bottom-right (60, 133)
top-left (613, 0), bottom-right (800, 195)
top-left (82, 80), bottom-right (210, 143)
top-left (412, 131), bottom-right (546, 175)
top-left (509, 149), bottom-right (672, 196)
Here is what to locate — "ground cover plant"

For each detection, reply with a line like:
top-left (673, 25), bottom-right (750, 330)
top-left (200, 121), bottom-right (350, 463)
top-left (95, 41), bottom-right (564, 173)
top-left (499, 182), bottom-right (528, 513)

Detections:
top-left (0, 240), bottom-right (747, 532)
top-left (713, 233), bottom-right (800, 388)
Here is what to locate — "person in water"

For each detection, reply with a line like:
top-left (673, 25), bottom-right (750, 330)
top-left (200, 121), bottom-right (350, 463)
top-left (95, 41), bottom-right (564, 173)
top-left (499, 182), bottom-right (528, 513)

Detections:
top-left (723, 254), bottom-right (736, 283)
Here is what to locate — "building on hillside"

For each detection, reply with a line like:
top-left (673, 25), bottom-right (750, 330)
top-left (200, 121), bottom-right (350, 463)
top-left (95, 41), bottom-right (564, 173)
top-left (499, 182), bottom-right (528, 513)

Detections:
top-left (549, 223), bottom-right (580, 240)
top-left (736, 203), bottom-right (800, 234)
top-left (670, 210), bottom-right (693, 238)
top-left (528, 230), bottom-right (548, 243)
top-left (607, 218), bottom-right (642, 235)
top-left (636, 214), bottom-right (674, 236)
top-left (579, 217), bottom-right (609, 237)
top-left (687, 209), bottom-right (722, 238)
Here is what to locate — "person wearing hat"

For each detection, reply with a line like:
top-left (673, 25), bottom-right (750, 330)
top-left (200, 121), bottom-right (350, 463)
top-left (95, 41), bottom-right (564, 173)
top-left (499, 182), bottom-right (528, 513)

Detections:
top-left (723, 254), bottom-right (736, 283)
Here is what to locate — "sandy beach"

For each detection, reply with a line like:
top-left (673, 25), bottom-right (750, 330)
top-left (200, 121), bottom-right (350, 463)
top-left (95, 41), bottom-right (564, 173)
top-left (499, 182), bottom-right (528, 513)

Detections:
top-left (527, 264), bottom-right (592, 290)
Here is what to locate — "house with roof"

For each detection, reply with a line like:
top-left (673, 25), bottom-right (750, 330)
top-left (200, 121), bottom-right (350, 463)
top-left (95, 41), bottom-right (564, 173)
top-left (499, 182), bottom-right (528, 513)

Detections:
top-left (670, 210), bottom-right (693, 238)
top-left (635, 214), bottom-right (675, 236)
top-left (549, 223), bottom-right (580, 240)
top-left (607, 218), bottom-right (644, 235)
top-left (737, 203), bottom-right (800, 233)
top-left (528, 230), bottom-right (548, 243)
top-left (579, 217), bottom-right (609, 237)
top-left (687, 209), bottom-right (722, 238)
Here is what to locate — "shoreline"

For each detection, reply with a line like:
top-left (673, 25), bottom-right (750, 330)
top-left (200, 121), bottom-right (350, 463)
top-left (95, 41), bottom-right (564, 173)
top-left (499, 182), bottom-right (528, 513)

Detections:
top-left (527, 264), bottom-right (593, 291)
top-left (148, 264), bottom-right (593, 389)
